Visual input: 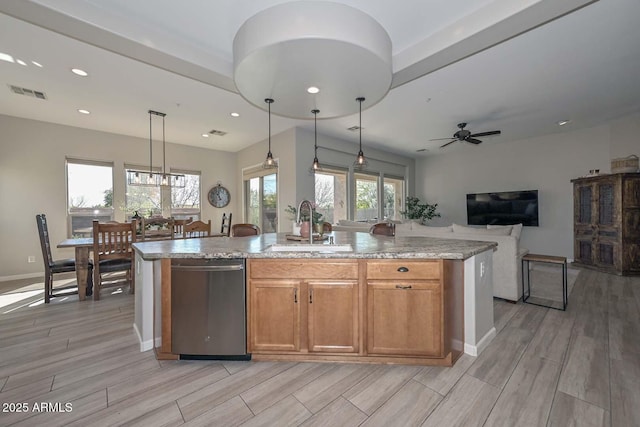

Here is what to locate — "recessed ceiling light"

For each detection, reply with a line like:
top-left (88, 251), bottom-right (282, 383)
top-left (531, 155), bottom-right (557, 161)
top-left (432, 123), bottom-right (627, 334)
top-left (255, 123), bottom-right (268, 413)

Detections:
top-left (16, 59), bottom-right (27, 66)
top-left (202, 133), bottom-right (210, 138)
top-left (230, 112), bottom-right (240, 117)
top-left (0, 52), bottom-right (15, 63)
top-left (71, 68), bottom-right (88, 77)
top-left (307, 86), bottom-right (320, 94)
top-left (557, 120), bottom-right (571, 126)
top-left (31, 61), bottom-right (43, 67)
top-left (78, 109), bottom-right (90, 114)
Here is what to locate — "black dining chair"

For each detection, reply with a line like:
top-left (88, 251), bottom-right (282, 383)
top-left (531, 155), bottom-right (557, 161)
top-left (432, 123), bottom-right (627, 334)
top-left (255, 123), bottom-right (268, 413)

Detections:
top-left (36, 214), bottom-right (93, 303)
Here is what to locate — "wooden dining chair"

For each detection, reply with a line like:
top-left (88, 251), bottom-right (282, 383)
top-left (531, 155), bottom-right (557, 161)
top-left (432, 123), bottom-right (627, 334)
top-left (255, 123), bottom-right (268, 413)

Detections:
top-left (183, 220), bottom-right (212, 238)
top-left (36, 214), bottom-right (93, 303)
top-left (231, 223), bottom-right (261, 237)
top-left (172, 217), bottom-right (193, 237)
top-left (140, 217), bottom-right (175, 240)
top-left (92, 220), bottom-right (136, 300)
top-left (369, 222), bottom-right (396, 236)
top-left (220, 213), bottom-right (232, 237)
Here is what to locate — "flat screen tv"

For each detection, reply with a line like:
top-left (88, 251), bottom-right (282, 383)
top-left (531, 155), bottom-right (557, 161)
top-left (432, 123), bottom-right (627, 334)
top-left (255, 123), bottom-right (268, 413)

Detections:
top-left (467, 190), bottom-right (539, 226)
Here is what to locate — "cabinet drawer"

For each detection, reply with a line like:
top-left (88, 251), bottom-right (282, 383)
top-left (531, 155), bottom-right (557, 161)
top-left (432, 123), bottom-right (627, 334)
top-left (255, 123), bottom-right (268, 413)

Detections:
top-left (367, 260), bottom-right (441, 280)
top-left (249, 260), bottom-right (358, 279)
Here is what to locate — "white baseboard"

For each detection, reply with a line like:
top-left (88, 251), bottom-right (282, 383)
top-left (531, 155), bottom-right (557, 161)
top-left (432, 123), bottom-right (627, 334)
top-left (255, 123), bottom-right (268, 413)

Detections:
top-left (133, 323), bottom-right (156, 352)
top-left (464, 327), bottom-right (497, 357)
top-left (0, 272), bottom-right (43, 282)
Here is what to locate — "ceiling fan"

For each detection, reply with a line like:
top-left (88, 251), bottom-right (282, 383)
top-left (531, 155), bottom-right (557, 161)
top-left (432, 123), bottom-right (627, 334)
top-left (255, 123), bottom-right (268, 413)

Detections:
top-left (431, 122), bottom-right (501, 148)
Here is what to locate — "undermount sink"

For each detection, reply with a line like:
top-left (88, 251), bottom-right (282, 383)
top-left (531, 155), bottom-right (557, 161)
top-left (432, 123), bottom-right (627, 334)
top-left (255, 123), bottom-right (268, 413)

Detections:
top-left (267, 243), bottom-right (354, 253)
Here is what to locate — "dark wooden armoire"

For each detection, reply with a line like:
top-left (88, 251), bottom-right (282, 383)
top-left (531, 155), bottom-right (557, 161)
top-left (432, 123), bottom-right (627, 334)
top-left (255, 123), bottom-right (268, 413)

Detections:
top-left (571, 172), bottom-right (640, 275)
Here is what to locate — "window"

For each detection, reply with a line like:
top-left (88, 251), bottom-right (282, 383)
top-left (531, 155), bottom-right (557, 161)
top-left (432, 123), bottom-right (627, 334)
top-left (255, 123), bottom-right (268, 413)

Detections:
top-left (244, 166), bottom-right (278, 232)
top-left (171, 170), bottom-right (201, 220)
top-left (383, 176), bottom-right (405, 220)
top-left (355, 172), bottom-right (379, 221)
top-left (66, 158), bottom-right (114, 237)
top-left (124, 164), bottom-right (161, 218)
top-left (314, 168), bottom-right (348, 224)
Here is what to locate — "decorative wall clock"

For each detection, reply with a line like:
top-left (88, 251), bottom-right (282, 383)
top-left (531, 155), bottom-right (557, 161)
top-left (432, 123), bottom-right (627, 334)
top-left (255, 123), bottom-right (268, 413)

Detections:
top-left (208, 183), bottom-right (230, 208)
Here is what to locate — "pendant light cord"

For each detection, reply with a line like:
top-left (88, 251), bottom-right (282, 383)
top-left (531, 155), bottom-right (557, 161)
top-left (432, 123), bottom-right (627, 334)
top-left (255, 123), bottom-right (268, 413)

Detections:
top-left (267, 99), bottom-right (272, 153)
top-left (149, 112), bottom-right (153, 175)
top-left (162, 114), bottom-right (166, 175)
top-left (313, 109), bottom-right (319, 155)
top-left (358, 97), bottom-right (364, 151)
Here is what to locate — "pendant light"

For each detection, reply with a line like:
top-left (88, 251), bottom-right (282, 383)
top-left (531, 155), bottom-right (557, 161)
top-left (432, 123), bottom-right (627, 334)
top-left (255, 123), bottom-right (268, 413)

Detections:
top-left (126, 110), bottom-right (185, 187)
top-left (309, 108), bottom-right (323, 174)
top-left (262, 98), bottom-right (278, 169)
top-left (157, 111), bottom-right (185, 187)
top-left (353, 97), bottom-right (368, 170)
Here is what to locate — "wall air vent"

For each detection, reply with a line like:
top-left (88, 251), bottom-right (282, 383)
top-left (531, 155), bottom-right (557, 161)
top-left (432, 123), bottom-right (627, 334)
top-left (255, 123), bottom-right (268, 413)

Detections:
top-left (347, 126), bottom-right (363, 132)
top-left (9, 84), bottom-right (47, 99)
top-left (208, 129), bottom-right (227, 136)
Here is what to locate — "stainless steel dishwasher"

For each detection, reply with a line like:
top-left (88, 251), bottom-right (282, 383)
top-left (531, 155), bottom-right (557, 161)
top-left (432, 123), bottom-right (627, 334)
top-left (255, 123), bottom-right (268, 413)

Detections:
top-left (171, 258), bottom-right (249, 359)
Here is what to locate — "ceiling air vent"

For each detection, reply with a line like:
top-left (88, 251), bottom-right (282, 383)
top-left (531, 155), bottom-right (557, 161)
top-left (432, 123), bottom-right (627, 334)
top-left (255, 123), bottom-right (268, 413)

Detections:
top-left (347, 126), bottom-right (363, 132)
top-left (9, 84), bottom-right (47, 100)
top-left (208, 129), bottom-right (227, 136)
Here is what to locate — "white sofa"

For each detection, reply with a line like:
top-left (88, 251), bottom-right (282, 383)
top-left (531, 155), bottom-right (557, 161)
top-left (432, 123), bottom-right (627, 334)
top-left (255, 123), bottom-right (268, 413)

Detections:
top-left (332, 219), bottom-right (528, 302)
top-left (394, 222), bottom-right (528, 302)
top-left (332, 219), bottom-right (377, 233)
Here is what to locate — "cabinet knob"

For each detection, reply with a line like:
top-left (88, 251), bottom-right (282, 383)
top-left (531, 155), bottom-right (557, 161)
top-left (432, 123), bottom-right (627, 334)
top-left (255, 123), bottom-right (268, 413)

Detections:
top-left (397, 267), bottom-right (409, 272)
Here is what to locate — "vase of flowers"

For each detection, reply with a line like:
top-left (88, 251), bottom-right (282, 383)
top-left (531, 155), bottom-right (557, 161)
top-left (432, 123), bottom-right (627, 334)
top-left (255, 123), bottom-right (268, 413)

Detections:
top-left (286, 204), bottom-right (324, 236)
top-left (300, 221), bottom-right (311, 237)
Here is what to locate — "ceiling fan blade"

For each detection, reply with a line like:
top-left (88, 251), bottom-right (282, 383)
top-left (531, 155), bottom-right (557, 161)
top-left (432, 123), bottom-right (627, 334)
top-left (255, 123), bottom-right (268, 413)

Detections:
top-left (440, 140), bottom-right (457, 148)
top-left (466, 138), bottom-right (483, 144)
top-left (429, 137), bottom-right (456, 141)
top-left (470, 130), bottom-right (501, 138)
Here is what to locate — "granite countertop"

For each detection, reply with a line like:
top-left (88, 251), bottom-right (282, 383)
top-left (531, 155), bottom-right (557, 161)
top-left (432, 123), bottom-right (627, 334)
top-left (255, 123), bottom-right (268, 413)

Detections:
top-left (132, 231), bottom-right (497, 260)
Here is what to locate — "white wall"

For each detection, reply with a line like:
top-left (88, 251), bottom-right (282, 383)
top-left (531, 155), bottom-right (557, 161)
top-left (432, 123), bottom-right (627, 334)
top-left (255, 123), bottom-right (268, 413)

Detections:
top-left (0, 115), bottom-right (238, 279)
top-left (236, 126), bottom-right (416, 231)
top-left (416, 112), bottom-right (640, 258)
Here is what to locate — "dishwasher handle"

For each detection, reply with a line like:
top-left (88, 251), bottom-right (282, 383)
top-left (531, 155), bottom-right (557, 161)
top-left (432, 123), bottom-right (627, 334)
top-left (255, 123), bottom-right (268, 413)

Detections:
top-left (171, 264), bottom-right (244, 272)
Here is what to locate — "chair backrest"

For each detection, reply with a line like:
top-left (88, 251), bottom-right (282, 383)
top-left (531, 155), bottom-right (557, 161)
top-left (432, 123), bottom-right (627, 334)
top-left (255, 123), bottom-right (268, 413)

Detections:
top-left (140, 217), bottom-right (175, 240)
top-left (221, 213), bottom-right (232, 237)
top-left (35, 214), bottom-right (54, 268)
top-left (172, 217), bottom-right (193, 236)
top-left (93, 220), bottom-right (136, 261)
top-left (369, 222), bottom-right (396, 236)
top-left (183, 220), bottom-right (212, 238)
top-left (231, 223), bottom-right (261, 237)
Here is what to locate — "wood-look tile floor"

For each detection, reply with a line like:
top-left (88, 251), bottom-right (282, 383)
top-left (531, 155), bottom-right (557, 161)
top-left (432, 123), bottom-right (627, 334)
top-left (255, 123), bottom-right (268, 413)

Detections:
top-left (1, 268), bottom-right (638, 426)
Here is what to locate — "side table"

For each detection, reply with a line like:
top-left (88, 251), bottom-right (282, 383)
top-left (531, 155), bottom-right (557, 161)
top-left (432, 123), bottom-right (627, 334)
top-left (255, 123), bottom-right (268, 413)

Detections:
top-left (521, 253), bottom-right (568, 310)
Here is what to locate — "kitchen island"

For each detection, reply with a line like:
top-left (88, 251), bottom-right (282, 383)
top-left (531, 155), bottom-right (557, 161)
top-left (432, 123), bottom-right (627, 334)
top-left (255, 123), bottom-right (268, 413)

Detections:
top-left (132, 231), bottom-right (497, 366)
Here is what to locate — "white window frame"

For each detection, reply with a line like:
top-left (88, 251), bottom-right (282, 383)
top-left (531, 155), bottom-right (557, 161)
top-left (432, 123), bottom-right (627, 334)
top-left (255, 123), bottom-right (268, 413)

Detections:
top-left (66, 157), bottom-right (114, 237)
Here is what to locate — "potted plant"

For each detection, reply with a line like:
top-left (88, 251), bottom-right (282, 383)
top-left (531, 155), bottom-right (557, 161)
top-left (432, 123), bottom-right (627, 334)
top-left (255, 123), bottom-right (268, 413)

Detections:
top-left (286, 204), bottom-right (324, 236)
top-left (400, 196), bottom-right (441, 224)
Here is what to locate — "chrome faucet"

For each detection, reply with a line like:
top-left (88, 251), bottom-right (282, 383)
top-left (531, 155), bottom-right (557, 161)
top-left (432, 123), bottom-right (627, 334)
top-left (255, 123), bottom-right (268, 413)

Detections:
top-left (296, 199), bottom-right (314, 244)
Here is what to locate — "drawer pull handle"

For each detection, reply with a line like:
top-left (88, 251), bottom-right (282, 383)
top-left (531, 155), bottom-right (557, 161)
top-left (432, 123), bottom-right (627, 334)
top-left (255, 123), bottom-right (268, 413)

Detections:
top-left (397, 267), bottom-right (409, 272)
top-left (294, 289), bottom-right (298, 303)
top-left (396, 285), bottom-right (412, 289)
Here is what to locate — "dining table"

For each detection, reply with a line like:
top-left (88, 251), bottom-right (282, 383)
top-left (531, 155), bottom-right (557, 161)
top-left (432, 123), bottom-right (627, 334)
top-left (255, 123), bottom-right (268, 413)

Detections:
top-left (57, 231), bottom-right (226, 301)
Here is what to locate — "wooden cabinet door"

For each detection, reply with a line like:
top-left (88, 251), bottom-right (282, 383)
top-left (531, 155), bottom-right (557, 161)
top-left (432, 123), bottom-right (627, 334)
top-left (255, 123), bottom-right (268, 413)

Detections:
top-left (574, 182), bottom-right (595, 265)
top-left (307, 281), bottom-right (359, 353)
top-left (593, 177), bottom-right (621, 270)
top-left (367, 281), bottom-right (443, 357)
top-left (249, 280), bottom-right (301, 352)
